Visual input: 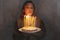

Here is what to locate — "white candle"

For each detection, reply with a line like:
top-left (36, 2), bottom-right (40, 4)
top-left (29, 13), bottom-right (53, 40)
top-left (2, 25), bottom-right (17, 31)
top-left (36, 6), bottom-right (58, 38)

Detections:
top-left (24, 15), bottom-right (36, 27)
top-left (26, 15), bottom-right (31, 26)
top-left (24, 15), bottom-right (31, 27)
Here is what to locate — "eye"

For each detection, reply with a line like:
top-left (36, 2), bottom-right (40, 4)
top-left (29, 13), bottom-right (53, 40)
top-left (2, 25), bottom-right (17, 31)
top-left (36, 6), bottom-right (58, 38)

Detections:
top-left (30, 7), bottom-right (33, 9)
top-left (25, 6), bottom-right (29, 9)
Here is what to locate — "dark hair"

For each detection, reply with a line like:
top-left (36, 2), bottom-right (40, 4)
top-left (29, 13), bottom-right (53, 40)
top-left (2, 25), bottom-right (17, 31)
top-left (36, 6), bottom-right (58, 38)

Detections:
top-left (19, 1), bottom-right (36, 19)
top-left (22, 1), bottom-right (35, 12)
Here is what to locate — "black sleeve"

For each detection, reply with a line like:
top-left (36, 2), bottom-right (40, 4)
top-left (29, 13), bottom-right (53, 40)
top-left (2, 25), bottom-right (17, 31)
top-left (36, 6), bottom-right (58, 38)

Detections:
top-left (40, 20), bottom-right (47, 33)
top-left (30, 20), bottom-right (47, 39)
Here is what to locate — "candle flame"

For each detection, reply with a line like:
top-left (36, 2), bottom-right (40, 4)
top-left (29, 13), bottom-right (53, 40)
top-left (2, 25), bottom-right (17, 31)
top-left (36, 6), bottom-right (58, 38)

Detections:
top-left (26, 15), bottom-right (30, 18)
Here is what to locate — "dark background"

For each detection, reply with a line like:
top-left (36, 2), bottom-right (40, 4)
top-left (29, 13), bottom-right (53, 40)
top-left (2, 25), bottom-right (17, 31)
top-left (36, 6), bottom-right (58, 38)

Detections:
top-left (0, 0), bottom-right (60, 40)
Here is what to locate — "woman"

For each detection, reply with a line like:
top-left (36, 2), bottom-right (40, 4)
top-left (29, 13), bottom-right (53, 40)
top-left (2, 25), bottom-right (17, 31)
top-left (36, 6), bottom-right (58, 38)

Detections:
top-left (13, 1), bottom-right (46, 40)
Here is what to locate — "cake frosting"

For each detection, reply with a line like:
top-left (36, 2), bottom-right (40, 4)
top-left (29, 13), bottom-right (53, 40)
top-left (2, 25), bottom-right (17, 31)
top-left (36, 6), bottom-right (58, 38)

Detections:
top-left (21, 27), bottom-right (37, 30)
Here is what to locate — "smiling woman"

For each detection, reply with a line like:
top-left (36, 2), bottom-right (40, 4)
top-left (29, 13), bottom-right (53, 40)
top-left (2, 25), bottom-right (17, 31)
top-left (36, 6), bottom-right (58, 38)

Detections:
top-left (13, 1), bottom-right (46, 40)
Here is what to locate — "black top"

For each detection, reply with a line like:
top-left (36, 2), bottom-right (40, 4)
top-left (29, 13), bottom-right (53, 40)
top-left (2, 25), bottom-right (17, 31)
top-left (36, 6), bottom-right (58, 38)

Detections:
top-left (13, 16), bottom-right (46, 40)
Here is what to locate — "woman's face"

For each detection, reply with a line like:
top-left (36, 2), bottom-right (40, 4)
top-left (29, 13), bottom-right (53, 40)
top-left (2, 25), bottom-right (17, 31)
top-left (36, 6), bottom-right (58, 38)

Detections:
top-left (24, 3), bottom-right (34, 16)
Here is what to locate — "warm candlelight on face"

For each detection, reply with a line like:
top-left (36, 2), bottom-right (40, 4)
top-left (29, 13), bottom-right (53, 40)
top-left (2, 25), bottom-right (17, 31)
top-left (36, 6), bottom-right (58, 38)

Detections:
top-left (18, 1), bottom-right (41, 33)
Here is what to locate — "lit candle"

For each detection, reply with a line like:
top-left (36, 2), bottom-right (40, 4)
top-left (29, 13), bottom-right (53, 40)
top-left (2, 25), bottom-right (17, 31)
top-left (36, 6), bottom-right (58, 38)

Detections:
top-left (24, 15), bottom-right (31, 27)
top-left (24, 15), bottom-right (36, 27)
top-left (32, 16), bottom-right (36, 27)
top-left (26, 15), bottom-right (31, 26)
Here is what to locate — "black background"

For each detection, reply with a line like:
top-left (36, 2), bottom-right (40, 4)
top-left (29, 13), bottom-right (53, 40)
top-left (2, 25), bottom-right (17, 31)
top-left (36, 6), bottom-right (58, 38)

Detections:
top-left (0, 0), bottom-right (60, 40)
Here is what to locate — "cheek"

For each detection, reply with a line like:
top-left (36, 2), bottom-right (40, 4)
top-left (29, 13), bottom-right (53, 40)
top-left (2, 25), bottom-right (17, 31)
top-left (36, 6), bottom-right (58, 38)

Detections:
top-left (31, 9), bottom-right (34, 12)
top-left (24, 9), bottom-right (29, 13)
top-left (29, 9), bottom-right (34, 14)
